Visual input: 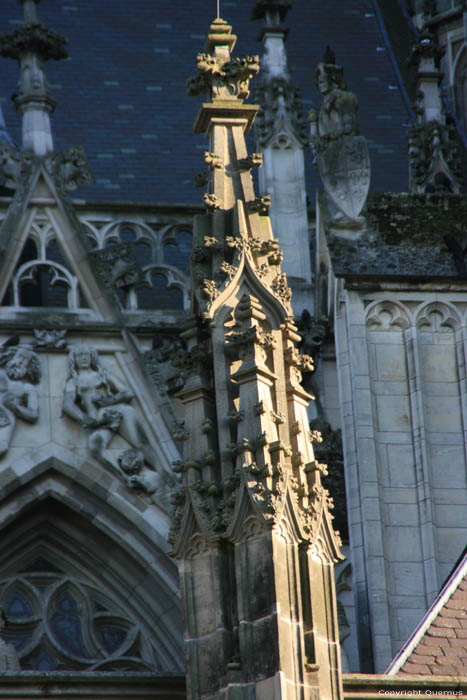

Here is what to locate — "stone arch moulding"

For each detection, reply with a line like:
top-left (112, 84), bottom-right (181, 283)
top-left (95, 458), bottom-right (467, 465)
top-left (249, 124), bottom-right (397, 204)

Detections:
top-left (365, 300), bottom-right (411, 330)
top-left (415, 300), bottom-right (461, 332)
top-left (0, 453), bottom-right (184, 673)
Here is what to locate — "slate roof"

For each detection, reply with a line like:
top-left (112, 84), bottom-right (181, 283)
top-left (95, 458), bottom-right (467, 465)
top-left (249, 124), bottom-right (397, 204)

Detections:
top-left (324, 192), bottom-right (467, 281)
top-left (387, 547), bottom-right (467, 676)
top-left (0, 1), bottom-right (411, 206)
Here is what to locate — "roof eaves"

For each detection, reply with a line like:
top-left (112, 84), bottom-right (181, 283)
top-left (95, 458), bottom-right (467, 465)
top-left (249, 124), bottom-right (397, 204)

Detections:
top-left (385, 548), bottom-right (467, 675)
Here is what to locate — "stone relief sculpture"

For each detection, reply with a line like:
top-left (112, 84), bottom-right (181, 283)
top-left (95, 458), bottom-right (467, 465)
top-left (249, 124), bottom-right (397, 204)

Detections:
top-left (62, 346), bottom-right (163, 492)
top-left (309, 48), bottom-right (370, 228)
top-left (0, 343), bottom-right (41, 458)
top-left (33, 329), bottom-right (68, 351)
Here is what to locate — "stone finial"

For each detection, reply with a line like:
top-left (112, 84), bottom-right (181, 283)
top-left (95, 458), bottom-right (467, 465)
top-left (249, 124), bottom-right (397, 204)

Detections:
top-left (204, 17), bottom-right (237, 53)
top-left (310, 52), bottom-right (370, 229)
top-left (0, 0), bottom-right (68, 156)
top-left (0, 609), bottom-right (20, 672)
top-left (410, 27), bottom-right (444, 75)
top-left (187, 18), bottom-right (259, 102)
top-left (250, 0), bottom-right (292, 24)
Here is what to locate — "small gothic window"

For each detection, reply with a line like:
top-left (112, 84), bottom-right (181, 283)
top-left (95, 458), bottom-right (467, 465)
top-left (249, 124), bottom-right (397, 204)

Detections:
top-left (2, 234), bottom-right (83, 310)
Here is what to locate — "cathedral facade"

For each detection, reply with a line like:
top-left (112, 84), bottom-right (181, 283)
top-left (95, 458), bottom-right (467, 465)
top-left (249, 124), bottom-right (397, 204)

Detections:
top-left (0, 0), bottom-right (466, 695)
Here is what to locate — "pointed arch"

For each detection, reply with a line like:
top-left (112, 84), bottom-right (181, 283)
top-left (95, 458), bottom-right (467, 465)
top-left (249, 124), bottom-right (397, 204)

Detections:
top-left (0, 452), bottom-right (184, 673)
top-left (415, 300), bottom-right (461, 331)
top-left (208, 251), bottom-right (290, 331)
top-left (365, 300), bottom-right (411, 330)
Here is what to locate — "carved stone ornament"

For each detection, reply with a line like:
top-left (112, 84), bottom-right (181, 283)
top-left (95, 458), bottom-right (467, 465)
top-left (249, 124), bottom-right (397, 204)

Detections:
top-left (62, 346), bottom-right (166, 492)
top-left (186, 19), bottom-right (259, 101)
top-left (0, 340), bottom-right (41, 459)
top-left (0, 143), bottom-right (34, 190)
top-left (255, 78), bottom-right (308, 149)
top-left (143, 335), bottom-right (186, 397)
top-left (0, 143), bottom-right (22, 190)
top-left (408, 118), bottom-right (462, 194)
top-left (0, 23), bottom-right (68, 63)
top-left (33, 328), bottom-right (67, 351)
top-left (310, 54), bottom-right (370, 226)
top-left (45, 146), bottom-right (94, 192)
top-left (409, 27), bottom-right (443, 70)
top-left (90, 242), bottom-right (143, 293)
top-left (297, 311), bottom-right (328, 356)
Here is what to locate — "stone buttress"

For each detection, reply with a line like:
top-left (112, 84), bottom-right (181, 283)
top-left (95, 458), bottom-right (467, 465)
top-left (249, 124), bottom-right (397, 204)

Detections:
top-left (170, 18), bottom-right (344, 700)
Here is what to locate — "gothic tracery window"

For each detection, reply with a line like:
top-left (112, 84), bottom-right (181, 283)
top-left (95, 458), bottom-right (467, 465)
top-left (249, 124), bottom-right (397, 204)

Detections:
top-left (1, 558), bottom-right (159, 672)
top-left (2, 222), bottom-right (85, 310)
top-left (82, 217), bottom-right (192, 311)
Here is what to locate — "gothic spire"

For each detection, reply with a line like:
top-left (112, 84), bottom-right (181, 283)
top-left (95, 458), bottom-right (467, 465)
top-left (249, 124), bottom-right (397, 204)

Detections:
top-left (250, 0), bottom-right (311, 296)
top-left (251, 1), bottom-right (306, 150)
top-left (0, 0), bottom-right (68, 156)
top-left (172, 17), bottom-right (343, 700)
top-left (408, 26), bottom-right (463, 193)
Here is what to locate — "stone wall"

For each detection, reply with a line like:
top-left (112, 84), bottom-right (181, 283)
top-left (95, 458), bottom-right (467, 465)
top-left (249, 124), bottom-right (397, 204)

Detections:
top-left (336, 288), bottom-right (467, 672)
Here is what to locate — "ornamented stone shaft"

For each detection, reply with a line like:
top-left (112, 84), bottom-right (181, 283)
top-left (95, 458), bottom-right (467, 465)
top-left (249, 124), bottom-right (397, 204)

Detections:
top-left (407, 27), bottom-right (462, 193)
top-left (0, 0), bottom-right (68, 155)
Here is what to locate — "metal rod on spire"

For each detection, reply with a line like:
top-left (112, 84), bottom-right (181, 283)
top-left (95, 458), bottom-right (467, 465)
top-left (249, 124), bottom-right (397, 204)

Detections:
top-left (217, 0), bottom-right (220, 19)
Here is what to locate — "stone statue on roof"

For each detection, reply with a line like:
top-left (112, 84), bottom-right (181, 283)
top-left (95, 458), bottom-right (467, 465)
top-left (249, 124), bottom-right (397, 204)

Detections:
top-left (309, 48), bottom-right (370, 229)
top-left (312, 48), bottom-right (359, 140)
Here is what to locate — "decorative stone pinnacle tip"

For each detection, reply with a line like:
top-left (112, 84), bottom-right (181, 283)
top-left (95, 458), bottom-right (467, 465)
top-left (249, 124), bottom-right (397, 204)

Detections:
top-left (205, 17), bottom-right (236, 53)
top-left (323, 45), bottom-right (336, 65)
top-left (250, 0), bottom-right (292, 22)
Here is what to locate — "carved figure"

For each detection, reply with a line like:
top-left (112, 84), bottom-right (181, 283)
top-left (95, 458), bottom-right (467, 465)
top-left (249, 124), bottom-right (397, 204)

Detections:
top-left (0, 345), bottom-right (41, 458)
top-left (0, 143), bottom-right (21, 189)
top-left (118, 448), bottom-right (161, 494)
top-left (310, 50), bottom-right (370, 227)
top-left (62, 346), bottom-right (160, 480)
top-left (313, 60), bottom-right (358, 140)
top-left (0, 609), bottom-right (20, 671)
